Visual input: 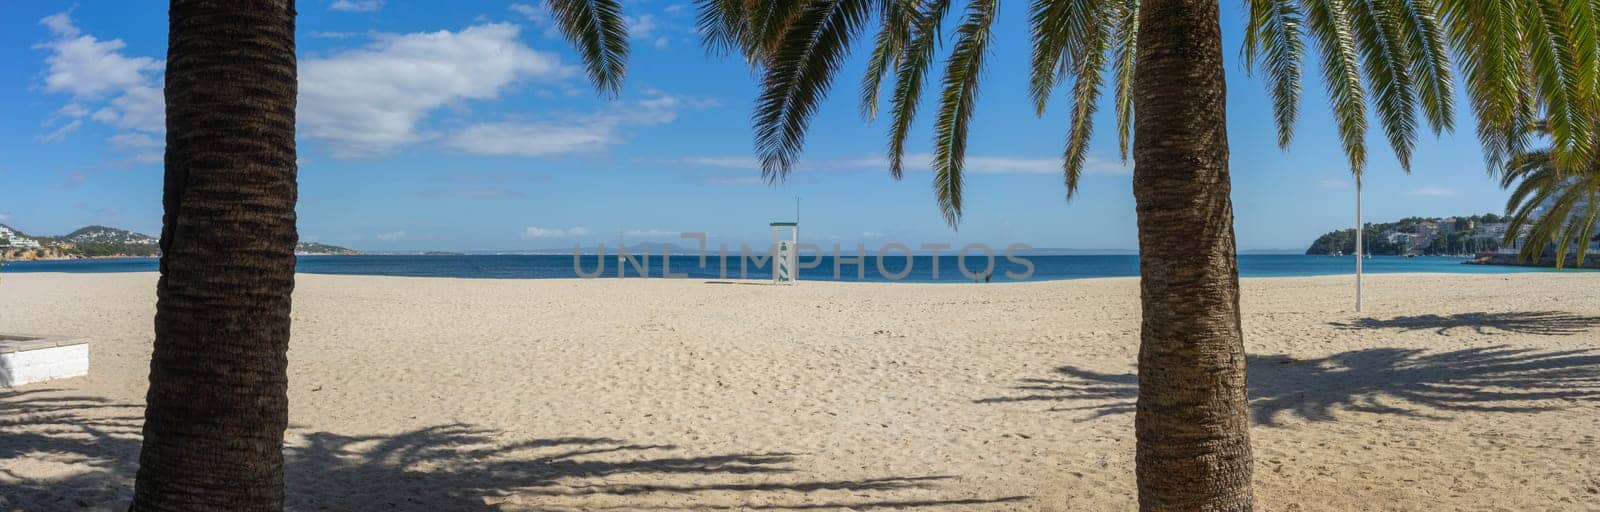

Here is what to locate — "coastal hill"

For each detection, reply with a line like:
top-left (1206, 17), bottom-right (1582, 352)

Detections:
top-left (1, 223), bottom-right (361, 260)
top-left (1305, 214), bottom-right (1509, 256)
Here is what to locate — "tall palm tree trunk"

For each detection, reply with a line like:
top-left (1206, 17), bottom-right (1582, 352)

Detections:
top-left (1130, 0), bottom-right (1253, 510)
top-left (132, 1), bottom-right (298, 510)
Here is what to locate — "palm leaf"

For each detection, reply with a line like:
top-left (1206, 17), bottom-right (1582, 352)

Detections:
top-left (886, 0), bottom-right (954, 178)
top-left (1244, 0), bottom-right (1306, 148)
top-left (1304, 0), bottom-right (1370, 174)
top-left (1027, 0), bottom-right (1107, 115)
top-left (1060, 1), bottom-right (1112, 198)
top-left (931, 0), bottom-right (998, 226)
top-left (1109, 0), bottom-right (1138, 160)
top-left (1349, 0), bottom-right (1420, 170)
top-left (861, 0), bottom-right (917, 120)
top-left (752, 0), bottom-right (876, 180)
top-left (1394, 0), bottom-right (1454, 134)
top-left (549, 0), bottom-right (630, 96)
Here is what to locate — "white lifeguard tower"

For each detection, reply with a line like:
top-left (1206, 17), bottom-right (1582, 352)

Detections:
top-left (770, 221), bottom-right (798, 284)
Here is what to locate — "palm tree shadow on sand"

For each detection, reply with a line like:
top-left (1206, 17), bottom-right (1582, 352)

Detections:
top-left (978, 343), bottom-right (1600, 426)
top-left (1328, 310), bottom-right (1600, 336)
top-left (1, 390), bottom-right (1025, 511)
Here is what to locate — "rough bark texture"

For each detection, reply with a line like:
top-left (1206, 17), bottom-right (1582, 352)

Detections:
top-left (1130, 0), bottom-right (1254, 510)
top-left (131, 1), bottom-right (298, 510)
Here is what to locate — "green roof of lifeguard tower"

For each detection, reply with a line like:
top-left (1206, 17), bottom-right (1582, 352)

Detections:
top-left (769, 222), bottom-right (798, 227)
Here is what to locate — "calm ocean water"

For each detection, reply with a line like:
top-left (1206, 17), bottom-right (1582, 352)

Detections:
top-left (0, 254), bottom-right (1570, 282)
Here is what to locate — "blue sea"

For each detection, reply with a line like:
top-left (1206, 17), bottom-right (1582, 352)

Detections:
top-left (0, 254), bottom-right (1571, 282)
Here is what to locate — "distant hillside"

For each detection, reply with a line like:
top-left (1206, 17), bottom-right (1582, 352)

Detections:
top-left (1307, 214), bottom-right (1509, 256)
top-left (297, 242), bottom-right (362, 255)
top-left (3, 222), bottom-right (360, 259)
top-left (64, 225), bottom-right (158, 245)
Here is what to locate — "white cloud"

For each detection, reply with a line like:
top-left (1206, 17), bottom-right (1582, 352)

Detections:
top-left (524, 226), bottom-right (591, 238)
top-left (330, 0), bottom-right (384, 12)
top-left (0, 212), bottom-right (11, 222)
top-left (109, 132), bottom-right (161, 150)
top-left (656, 153), bottom-right (1128, 177)
top-left (445, 122), bottom-right (613, 157)
top-left (95, 85), bottom-right (164, 133)
top-left (36, 13), bottom-right (161, 98)
top-left (376, 230), bottom-right (407, 241)
top-left (1410, 186), bottom-right (1456, 197)
top-left (627, 15), bottom-right (659, 40)
top-left (624, 229), bottom-right (677, 237)
top-left (34, 12), bottom-right (164, 157)
top-left (445, 91), bottom-right (704, 157)
top-left (36, 119), bottom-right (83, 143)
top-left (699, 175), bottom-right (767, 186)
top-left (508, 3), bottom-right (546, 23)
top-left (299, 23), bottom-right (569, 157)
top-left (1318, 178), bottom-right (1352, 189)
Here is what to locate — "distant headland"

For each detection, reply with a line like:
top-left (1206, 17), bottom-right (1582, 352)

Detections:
top-left (0, 223), bottom-right (360, 261)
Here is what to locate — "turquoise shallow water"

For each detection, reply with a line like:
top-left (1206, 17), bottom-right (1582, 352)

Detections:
top-left (0, 254), bottom-right (1573, 282)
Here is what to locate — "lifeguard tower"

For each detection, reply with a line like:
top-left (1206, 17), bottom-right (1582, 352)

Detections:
top-left (770, 221), bottom-right (798, 284)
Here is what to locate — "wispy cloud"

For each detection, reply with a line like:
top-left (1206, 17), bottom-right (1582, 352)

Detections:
top-left (623, 229), bottom-right (678, 238)
top-left (33, 12), bottom-right (164, 163)
top-left (423, 187), bottom-right (526, 199)
top-left (299, 23), bottom-right (569, 157)
top-left (655, 153), bottom-right (1127, 181)
top-left (329, 0), bottom-right (384, 12)
top-left (444, 90), bottom-right (712, 157)
top-left (1409, 186), bottom-right (1455, 197)
top-left (524, 226), bottom-right (591, 238)
top-left (36, 119), bottom-right (82, 143)
top-left (1318, 178), bottom-right (1351, 190)
top-left (376, 230), bottom-right (407, 241)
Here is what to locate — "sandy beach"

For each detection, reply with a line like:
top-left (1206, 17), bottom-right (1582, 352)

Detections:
top-left (2, 272), bottom-right (1597, 511)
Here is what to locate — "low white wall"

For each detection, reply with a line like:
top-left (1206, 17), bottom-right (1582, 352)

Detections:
top-left (1, 343), bottom-right (89, 387)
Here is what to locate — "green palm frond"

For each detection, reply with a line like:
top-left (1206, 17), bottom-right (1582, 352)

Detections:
top-left (549, 0), bottom-right (630, 96)
top-left (861, 0), bottom-right (918, 121)
top-left (1349, 0), bottom-right (1420, 170)
top-left (1109, 0), bottom-right (1137, 160)
top-left (1395, 0), bottom-right (1454, 134)
top-left (1522, 0), bottom-right (1591, 172)
top-left (1304, 0), bottom-right (1370, 174)
top-left (751, 0), bottom-right (875, 180)
top-left (886, 0), bottom-right (953, 178)
top-left (931, 0), bottom-right (998, 226)
top-left (1059, 1), bottom-right (1112, 198)
top-left (696, 0), bottom-right (808, 64)
top-left (1438, 0), bottom-right (1535, 171)
top-left (1244, 0), bottom-right (1306, 148)
top-left (1500, 144), bottom-right (1600, 269)
top-left (1027, 0), bottom-right (1107, 115)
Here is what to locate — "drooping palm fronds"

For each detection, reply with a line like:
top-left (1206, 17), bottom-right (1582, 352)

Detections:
top-left (1027, 0), bottom-right (1116, 198)
top-left (1244, 0), bottom-right (1305, 148)
top-left (885, 0), bottom-right (954, 178)
top-left (860, 0), bottom-right (918, 121)
top-left (698, 0), bottom-right (1599, 227)
top-left (751, 0), bottom-right (876, 180)
top-left (931, 0), bottom-right (999, 225)
top-left (1501, 146), bottom-right (1600, 269)
top-left (549, 0), bottom-right (631, 96)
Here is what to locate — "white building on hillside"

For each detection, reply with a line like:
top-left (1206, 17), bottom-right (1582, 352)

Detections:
top-left (0, 226), bottom-right (42, 248)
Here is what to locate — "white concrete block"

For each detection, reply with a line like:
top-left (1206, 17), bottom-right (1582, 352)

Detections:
top-left (1, 334), bottom-right (90, 387)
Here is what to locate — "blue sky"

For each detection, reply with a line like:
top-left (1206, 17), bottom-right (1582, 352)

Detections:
top-left (1, 1), bottom-right (1506, 252)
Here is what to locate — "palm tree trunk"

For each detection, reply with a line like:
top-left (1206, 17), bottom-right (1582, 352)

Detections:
top-left (132, 1), bottom-right (298, 510)
top-left (1130, 0), bottom-right (1253, 510)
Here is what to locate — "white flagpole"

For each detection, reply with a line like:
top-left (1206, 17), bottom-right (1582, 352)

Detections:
top-left (1355, 174), bottom-right (1363, 313)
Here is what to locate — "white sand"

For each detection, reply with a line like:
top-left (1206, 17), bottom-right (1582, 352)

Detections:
top-left (2, 272), bottom-right (1597, 510)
